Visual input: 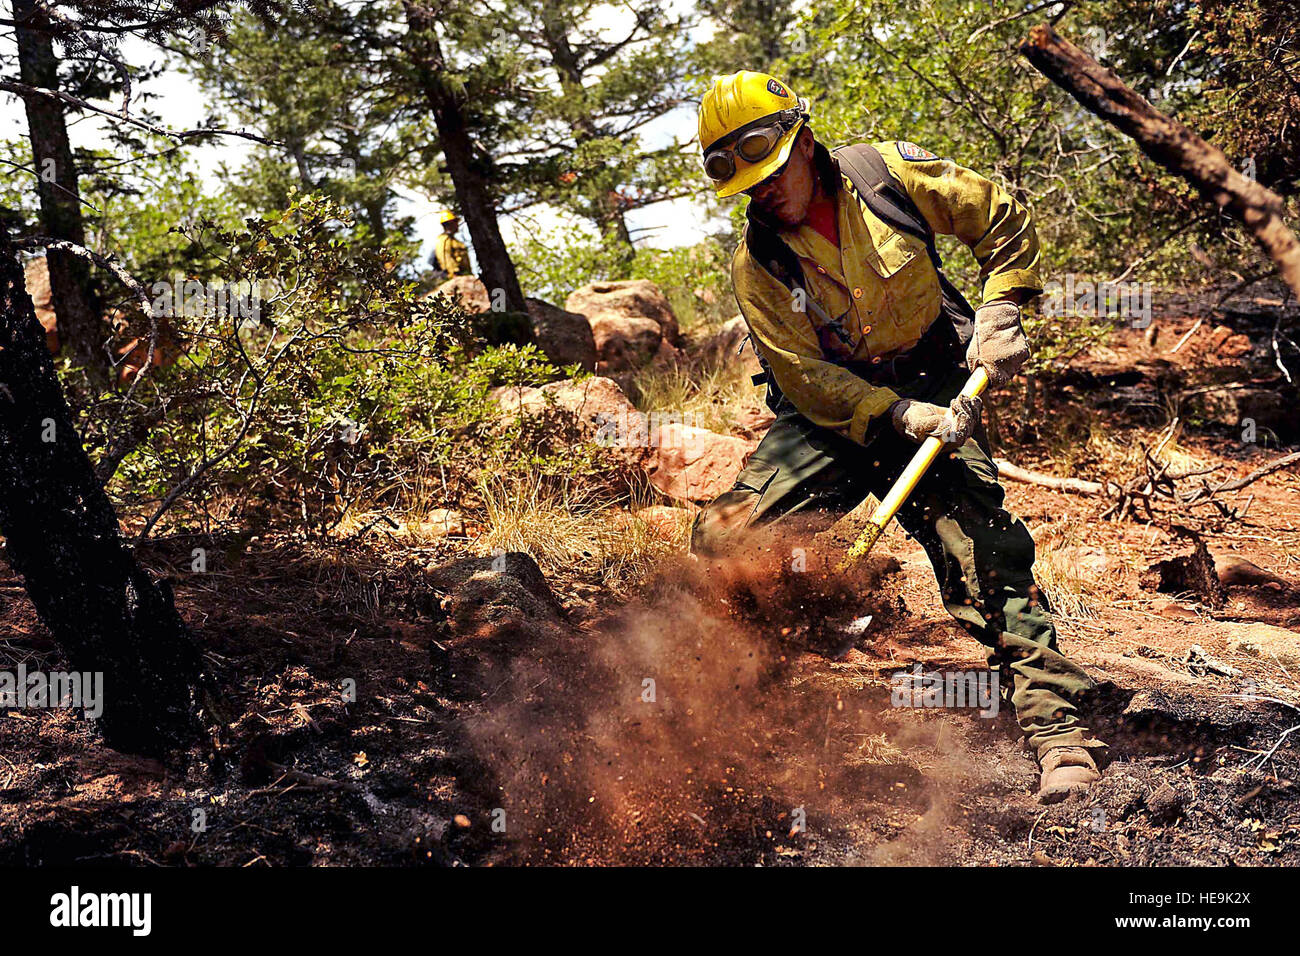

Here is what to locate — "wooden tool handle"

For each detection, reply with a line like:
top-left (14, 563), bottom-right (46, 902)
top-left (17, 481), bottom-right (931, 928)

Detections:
top-left (868, 366), bottom-right (989, 530)
top-left (839, 367), bottom-right (990, 570)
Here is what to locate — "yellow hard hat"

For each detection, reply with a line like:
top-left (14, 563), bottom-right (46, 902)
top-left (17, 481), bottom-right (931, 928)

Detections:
top-left (698, 71), bottom-right (809, 199)
top-left (438, 209), bottom-right (459, 224)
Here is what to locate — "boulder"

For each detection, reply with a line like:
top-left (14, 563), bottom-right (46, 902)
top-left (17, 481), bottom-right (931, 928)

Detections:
top-left (433, 275), bottom-right (491, 314)
top-left (417, 508), bottom-right (467, 538)
top-left (424, 551), bottom-right (566, 637)
top-left (491, 375), bottom-right (639, 448)
top-left (564, 279), bottom-right (681, 373)
top-left (490, 375), bottom-right (755, 504)
top-left (1188, 386), bottom-right (1291, 434)
top-left (636, 505), bottom-right (696, 540)
top-left (733, 405), bottom-right (777, 438)
top-left (430, 279), bottom-right (596, 371)
top-left (22, 256), bottom-right (58, 353)
top-left (525, 297), bottom-right (597, 372)
top-left (1151, 597), bottom-right (1200, 621)
top-left (1214, 554), bottom-right (1292, 590)
top-left (589, 313), bottom-right (663, 373)
top-left (642, 422), bottom-right (755, 503)
top-left (700, 313), bottom-right (747, 355)
top-left (1222, 621), bottom-right (1300, 669)
top-left (700, 314), bottom-right (763, 379)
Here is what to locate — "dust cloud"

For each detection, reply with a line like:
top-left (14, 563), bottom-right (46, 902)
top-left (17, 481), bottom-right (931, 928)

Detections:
top-left (464, 522), bottom-right (989, 865)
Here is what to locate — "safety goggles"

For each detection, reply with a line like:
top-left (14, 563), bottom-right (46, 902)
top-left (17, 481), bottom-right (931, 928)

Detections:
top-left (702, 106), bottom-right (806, 184)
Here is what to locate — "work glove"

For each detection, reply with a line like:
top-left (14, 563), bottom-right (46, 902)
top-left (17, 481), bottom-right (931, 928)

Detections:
top-left (889, 394), bottom-right (982, 448)
top-left (966, 300), bottom-right (1030, 387)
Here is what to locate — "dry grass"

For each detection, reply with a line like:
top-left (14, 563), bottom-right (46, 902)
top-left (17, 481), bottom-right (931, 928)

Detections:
top-left (632, 353), bottom-right (758, 435)
top-left (474, 472), bottom-right (687, 591)
top-left (1034, 548), bottom-right (1098, 621)
top-left (1031, 391), bottom-right (1213, 495)
top-left (1031, 518), bottom-right (1116, 621)
top-left (1037, 401), bottom-right (1130, 478)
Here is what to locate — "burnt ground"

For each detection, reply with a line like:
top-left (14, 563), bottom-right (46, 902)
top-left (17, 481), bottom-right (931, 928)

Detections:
top-left (1, 293), bottom-right (1298, 867)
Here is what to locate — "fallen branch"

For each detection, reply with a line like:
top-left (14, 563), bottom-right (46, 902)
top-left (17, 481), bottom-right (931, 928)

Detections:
top-left (994, 458), bottom-right (1105, 495)
top-left (1020, 24), bottom-right (1300, 302)
top-left (995, 449), bottom-right (1299, 523)
top-left (1168, 317), bottom-right (1203, 354)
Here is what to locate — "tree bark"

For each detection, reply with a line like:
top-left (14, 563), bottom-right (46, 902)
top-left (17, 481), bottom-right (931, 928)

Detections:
top-left (0, 227), bottom-right (206, 756)
top-left (1020, 24), bottom-right (1300, 303)
top-left (403, 2), bottom-right (527, 313)
top-left (13, 0), bottom-right (107, 380)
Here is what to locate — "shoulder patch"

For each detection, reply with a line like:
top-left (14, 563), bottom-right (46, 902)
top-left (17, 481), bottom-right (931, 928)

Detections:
top-left (895, 141), bottom-right (939, 162)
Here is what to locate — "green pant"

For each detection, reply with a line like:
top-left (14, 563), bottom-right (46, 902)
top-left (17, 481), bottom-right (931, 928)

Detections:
top-left (691, 365), bottom-right (1106, 761)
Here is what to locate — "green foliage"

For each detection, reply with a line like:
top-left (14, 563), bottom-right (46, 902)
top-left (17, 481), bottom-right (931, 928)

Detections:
top-left (184, 1), bottom-right (424, 270)
top-left (510, 221), bottom-right (733, 331)
top-left (104, 194), bottom-right (587, 538)
top-left (461, 0), bottom-right (700, 251)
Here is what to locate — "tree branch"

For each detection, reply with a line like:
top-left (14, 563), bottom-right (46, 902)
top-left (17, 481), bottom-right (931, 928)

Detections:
top-left (1020, 23), bottom-right (1300, 302)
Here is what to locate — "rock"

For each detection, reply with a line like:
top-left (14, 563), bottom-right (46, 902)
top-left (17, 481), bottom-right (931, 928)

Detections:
top-left (1217, 334), bottom-right (1253, 358)
top-left (1188, 386), bottom-right (1291, 435)
top-left (470, 310), bottom-right (535, 347)
top-left (701, 314), bottom-right (747, 352)
top-left (1208, 324), bottom-right (1235, 350)
top-left (1222, 621), bottom-right (1300, 669)
top-left (1144, 782), bottom-right (1187, 823)
top-left (565, 278), bottom-right (680, 344)
top-left (700, 314), bottom-right (763, 377)
top-left (635, 505), bottom-right (695, 540)
top-left (491, 375), bottom-right (640, 449)
top-left (642, 422), bottom-right (754, 503)
top-left (418, 508), bottom-right (466, 538)
top-left (22, 256), bottom-right (58, 353)
top-left (525, 298), bottom-right (597, 372)
top-left (733, 405), bottom-right (776, 438)
top-left (430, 281), bottom-right (596, 369)
top-left (424, 551), bottom-right (566, 636)
top-left (591, 313), bottom-right (664, 373)
top-left (489, 375), bottom-right (754, 504)
top-left (1214, 554), bottom-right (1292, 590)
top-left (433, 275), bottom-right (491, 314)
top-left (564, 279), bottom-right (681, 373)
top-left (1152, 597), bottom-right (1200, 621)
top-left (1048, 545), bottom-right (1111, 578)
top-left (1206, 325), bottom-right (1252, 358)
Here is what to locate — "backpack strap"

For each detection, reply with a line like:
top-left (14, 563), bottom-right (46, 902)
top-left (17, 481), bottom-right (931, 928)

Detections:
top-left (831, 143), bottom-right (939, 263)
top-left (834, 142), bottom-right (977, 342)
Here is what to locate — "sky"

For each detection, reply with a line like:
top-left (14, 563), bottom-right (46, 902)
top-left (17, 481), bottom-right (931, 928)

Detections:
top-left (0, 1), bottom-right (724, 271)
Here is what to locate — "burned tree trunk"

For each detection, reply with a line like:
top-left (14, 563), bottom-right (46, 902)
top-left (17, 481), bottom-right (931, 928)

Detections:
top-left (13, 0), bottom-right (106, 381)
top-left (403, 1), bottom-right (528, 314)
top-left (1020, 24), bottom-right (1300, 301)
top-left (0, 227), bottom-right (205, 756)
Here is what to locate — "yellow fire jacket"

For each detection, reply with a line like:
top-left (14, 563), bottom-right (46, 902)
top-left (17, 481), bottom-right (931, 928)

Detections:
top-left (434, 232), bottom-right (471, 277)
top-left (732, 140), bottom-right (1042, 445)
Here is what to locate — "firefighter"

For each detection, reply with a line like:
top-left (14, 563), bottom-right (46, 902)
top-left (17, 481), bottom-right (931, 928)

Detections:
top-left (693, 71), bottom-right (1107, 803)
top-left (431, 210), bottom-right (472, 278)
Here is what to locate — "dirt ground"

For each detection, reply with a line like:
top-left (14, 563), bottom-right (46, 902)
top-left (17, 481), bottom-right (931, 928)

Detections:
top-left (1, 298), bottom-right (1298, 867)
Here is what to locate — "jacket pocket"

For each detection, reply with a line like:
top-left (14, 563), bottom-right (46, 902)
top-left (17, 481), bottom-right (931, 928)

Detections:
top-left (869, 231), bottom-right (919, 278)
top-left (876, 232), bottom-right (942, 330)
